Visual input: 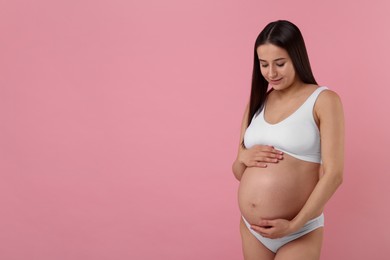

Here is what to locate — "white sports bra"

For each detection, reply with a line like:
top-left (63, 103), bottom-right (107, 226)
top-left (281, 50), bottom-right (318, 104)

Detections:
top-left (243, 86), bottom-right (328, 163)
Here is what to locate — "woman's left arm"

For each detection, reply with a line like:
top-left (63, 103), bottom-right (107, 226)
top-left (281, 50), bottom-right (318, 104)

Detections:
top-left (250, 90), bottom-right (344, 238)
top-left (290, 89), bottom-right (345, 230)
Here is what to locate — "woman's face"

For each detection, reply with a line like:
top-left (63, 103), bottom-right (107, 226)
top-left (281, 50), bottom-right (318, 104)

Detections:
top-left (257, 43), bottom-right (300, 90)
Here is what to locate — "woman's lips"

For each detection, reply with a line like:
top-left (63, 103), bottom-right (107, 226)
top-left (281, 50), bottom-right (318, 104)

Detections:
top-left (269, 78), bottom-right (283, 85)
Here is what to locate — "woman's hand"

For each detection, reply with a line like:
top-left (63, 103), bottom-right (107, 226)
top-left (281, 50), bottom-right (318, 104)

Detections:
top-left (250, 218), bottom-right (297, 239)
top-left (238, 145), bottom-right (283, 168)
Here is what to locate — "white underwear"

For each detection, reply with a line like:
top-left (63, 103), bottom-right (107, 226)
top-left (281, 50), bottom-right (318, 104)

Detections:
top-left (242, 213), bottom-right (324, 253)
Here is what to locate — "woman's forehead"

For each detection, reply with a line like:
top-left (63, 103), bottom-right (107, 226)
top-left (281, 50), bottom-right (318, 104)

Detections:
top-left (257, 44), bottom-right (289, 60)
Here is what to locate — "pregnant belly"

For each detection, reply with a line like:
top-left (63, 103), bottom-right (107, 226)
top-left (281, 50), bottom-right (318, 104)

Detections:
top-left (238, 154), bottom-right (320, 225)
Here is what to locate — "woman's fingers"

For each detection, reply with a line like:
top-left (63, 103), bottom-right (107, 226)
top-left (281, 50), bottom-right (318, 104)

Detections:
top-left (248, 161), bottom-right (267, 167)
top-left (255, 156), bottom-right (279, 163)
top-left (255, 145), bottom-right (282, 154)
top-left (256, 162), bottom-right (268, 167)
top-left (250, 225), bottom-right (273, 237)
top-left (254, 154), bottom-right (282, 162)
top-left (242, 145), bottom-right (284, 167)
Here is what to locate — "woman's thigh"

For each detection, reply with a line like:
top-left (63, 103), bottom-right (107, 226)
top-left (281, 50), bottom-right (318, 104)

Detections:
top-left (240, 218), bottom-right (275, 260)
top-left (275, 227), bottom-right (324, 260)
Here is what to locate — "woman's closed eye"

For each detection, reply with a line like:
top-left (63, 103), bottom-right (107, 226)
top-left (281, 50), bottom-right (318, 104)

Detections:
top-left (260, 63), bottom-right (285, 68)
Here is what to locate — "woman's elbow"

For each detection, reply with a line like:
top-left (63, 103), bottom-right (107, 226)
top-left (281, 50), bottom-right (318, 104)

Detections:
top-left (332, 170), bottom-right (344, 187)
top-left (232, 160), bottom-right (244, 181)
top-left (323, 166), bottom-right (343, 187)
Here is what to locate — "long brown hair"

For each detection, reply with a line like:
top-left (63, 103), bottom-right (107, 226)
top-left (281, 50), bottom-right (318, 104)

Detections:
top-left (247, 20), bottom-right (317, 129)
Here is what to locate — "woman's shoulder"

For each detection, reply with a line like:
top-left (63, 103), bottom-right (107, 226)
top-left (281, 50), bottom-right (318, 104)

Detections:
top-left (315, 86), bottom-right (343, 114)
top-left (317, 86), bottom-right (342, 103)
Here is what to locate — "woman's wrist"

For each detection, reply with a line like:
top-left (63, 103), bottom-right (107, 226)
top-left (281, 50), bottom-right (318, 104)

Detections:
top-left (237, 147), bottom-right (247, 164)
top-left (232, 157), bottom-right (247, 181)
top-left (234, 157), bottom-right (246, 168)
top-left (289, 218), bottom-right (303, 233)
top-left (290, 211), bottom-right (311, 232)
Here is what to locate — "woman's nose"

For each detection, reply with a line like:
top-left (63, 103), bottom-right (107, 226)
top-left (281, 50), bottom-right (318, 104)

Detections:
top-left (268, 66), bottom-right (277, 78)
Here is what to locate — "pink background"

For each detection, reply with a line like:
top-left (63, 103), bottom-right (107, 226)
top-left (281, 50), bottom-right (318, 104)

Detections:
top-left (1, 0), bottom-right (389, 259)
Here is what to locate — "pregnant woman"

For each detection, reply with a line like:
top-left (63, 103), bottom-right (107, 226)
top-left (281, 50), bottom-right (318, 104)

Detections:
top-left (232, 20), bottom-right (344, 259)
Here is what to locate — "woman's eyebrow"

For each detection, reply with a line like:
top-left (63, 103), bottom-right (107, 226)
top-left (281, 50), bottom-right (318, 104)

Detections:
top-left (259, 58), bottom-right (287, 62)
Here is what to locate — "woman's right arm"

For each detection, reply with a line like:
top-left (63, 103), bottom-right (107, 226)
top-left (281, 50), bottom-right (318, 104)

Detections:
top-left (232, 103), bottom-right (283, 181)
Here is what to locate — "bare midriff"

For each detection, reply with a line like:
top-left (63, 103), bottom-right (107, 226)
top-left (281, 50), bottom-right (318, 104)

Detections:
top-left (238, 153), bottom-right (321, 225)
